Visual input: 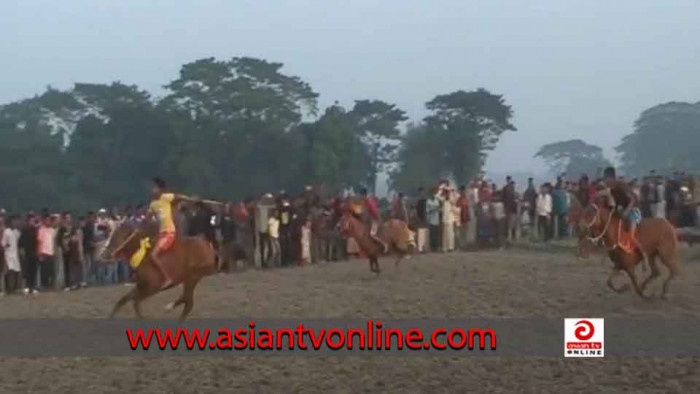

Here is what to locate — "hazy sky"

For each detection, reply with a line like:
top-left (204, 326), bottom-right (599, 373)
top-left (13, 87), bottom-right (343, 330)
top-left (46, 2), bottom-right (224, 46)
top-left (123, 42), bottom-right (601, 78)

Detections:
top-left (3, 0), bottom-right (700, 176)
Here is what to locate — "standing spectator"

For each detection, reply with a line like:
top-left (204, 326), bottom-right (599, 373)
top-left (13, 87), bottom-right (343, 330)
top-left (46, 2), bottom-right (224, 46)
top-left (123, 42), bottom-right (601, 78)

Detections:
top-left (57, 212), bottom-right (75, 290)
top-left (19, 213), bottom-right (39, 294)
top-left (456, 186), bottom-right (471, 250)
top-left (256, 194), bottom-right (275, 268)
top-left (82, 211), bottom-right (96, 286)
top-left (415, 187), bottom-right (428, 253)
top-left (551, 180), bottom-right (569, 239)
top-left (438, 186), bottom-right (456, 252)
top-left (392, 192), bottom-right (409, 222)
top-left (300, 217), bottom-right (312, 266)
top-left (478, 181), bottom-right (492, 203)
top-left (37, 213), bottom-right (57, 289)
top-left (655, 177), bottom-right (666, 219)
top-left (278, 193), bottom-right (293, 266)
top-left (536, 184), bottom-right (553, 242)
top-left (503, 177), bottom-right (518, 242)
top-left (2, 215), bottom-right (22, 295)
top-left (94, 209), bottom-right (112, 284)
top-left (415, 187), bottom-right (427, 224)
top-left (426, 191), bottom-right (441, 252)
top-left (523, 178), bottom-right (537, 239)
top-left (267, 209), bottom-right (281, 267)
top-left (491, 192), bottom-right (507, 248)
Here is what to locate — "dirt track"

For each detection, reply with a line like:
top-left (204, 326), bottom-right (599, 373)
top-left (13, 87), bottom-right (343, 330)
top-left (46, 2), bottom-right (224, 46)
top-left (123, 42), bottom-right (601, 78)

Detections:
top-left (0, 248), bottom-right (698, 393)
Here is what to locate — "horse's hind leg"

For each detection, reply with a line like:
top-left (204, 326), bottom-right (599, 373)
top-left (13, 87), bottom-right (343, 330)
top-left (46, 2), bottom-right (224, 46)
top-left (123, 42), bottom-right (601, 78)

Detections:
top-left (110, 288), bottom-right (136, 318)
top-left (369, 257), bottom-right (380, 274)
top-left (660, 247), bottom-right (680, 300)
top-left (178, 278), bottom-right (199, 321)
top-left (640, 255), bottom-right (660, 294)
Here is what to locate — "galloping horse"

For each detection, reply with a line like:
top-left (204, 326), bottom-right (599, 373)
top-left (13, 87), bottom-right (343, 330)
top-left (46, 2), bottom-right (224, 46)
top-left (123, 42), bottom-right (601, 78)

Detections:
top-left (338, 213), bottom-right (415, 273)
top-left (579, 202), bottom-right (679, 299)
top-left (101, 219), bottom-right (217, 320)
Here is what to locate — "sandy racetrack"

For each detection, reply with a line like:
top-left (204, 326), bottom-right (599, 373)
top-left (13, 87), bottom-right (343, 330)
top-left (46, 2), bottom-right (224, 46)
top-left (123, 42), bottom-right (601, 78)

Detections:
top-left (0, 249), bottom-right (698, 393)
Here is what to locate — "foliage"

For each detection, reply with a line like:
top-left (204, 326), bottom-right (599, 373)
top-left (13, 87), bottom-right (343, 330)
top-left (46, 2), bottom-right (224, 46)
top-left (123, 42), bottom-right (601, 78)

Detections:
top-left (0, 58), bottom-right (517, 212)
top-left (535, 139), bottom-right (612, 179)
top-left (616, 102), bottom-right (700, 176)
top-left (390, 89), bottom-right (515, 191)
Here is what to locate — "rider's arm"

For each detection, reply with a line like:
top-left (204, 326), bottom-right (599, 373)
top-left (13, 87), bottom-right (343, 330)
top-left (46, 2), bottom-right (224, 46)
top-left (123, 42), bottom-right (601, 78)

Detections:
top-left (622, 189), bottom-right (636, 216)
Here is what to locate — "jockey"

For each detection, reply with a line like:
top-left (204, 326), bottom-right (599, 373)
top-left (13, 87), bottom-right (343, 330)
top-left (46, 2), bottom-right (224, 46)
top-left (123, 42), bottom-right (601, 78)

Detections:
top-left (148, 177), bottom-right (196, 289)
top-left (600, 167), bottom-right (649, 271)
top-left (359, 188), bottom-right (388, 252)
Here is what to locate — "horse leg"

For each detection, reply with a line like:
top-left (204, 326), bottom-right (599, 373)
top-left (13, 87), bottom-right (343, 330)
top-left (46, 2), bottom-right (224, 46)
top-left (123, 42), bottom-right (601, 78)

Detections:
top-left (607, 269), bottom-right (628, 293)
top-left (624, 267), bottom-right (651, 300)
top-left (659, 245), bottom-right (680, 300)
top-left (110, 288), bottom-right (136, 318)
top-left (639, 254), bottom-right (660, 294)
top-left (178, 278), bottom-right (199, 321)
top-left (132, 284), bottom-right (158, 319)
top-left (369, 256), bottom-right (380, 274)
top-left (395, 253), bottom-right (404, 268)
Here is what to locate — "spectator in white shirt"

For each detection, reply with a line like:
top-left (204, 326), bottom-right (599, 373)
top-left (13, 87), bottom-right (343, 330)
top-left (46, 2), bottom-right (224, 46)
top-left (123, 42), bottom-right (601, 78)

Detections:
top-left (536, 184), bottom-right (553, 242)
top-left (2, 216), bottom-right (22, 295)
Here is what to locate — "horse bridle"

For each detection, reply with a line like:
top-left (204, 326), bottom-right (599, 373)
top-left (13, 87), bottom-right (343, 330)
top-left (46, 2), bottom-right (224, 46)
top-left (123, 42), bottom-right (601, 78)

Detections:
top-left (582, 203), bottom-right (614, 246)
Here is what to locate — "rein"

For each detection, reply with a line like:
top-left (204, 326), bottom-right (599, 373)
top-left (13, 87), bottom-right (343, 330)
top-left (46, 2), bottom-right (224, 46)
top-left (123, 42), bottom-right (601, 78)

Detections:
top-left (584, 204), bottom-right (615, 248)
top-left (111, 228), bottom-right (141, 257)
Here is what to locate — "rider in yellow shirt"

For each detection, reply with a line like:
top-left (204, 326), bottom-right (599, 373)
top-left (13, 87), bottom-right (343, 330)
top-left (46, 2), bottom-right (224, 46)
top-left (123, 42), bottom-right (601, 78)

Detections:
top-left (149, 177), bottom-right (195, 289)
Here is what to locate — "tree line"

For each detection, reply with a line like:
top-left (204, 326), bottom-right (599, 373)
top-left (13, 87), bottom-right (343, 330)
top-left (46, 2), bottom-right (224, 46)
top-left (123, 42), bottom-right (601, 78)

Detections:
top-left (536, 101), bottom-right (700, 179)
top-left (0, 56), bottom-right (516, 212)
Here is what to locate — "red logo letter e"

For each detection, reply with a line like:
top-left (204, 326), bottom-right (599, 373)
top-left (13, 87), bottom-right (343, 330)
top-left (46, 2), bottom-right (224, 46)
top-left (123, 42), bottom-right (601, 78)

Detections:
top-left (574, 320), bottom-right (594, 341)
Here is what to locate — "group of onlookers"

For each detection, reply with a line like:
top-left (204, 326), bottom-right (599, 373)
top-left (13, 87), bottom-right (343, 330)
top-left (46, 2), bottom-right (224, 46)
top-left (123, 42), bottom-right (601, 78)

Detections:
top-left (0, 208), bottom-right (132, 296)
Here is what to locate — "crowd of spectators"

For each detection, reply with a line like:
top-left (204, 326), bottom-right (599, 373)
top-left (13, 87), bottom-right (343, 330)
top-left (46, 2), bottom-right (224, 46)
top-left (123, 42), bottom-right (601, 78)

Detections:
top-left (1, 170), bottom-right (698, 296)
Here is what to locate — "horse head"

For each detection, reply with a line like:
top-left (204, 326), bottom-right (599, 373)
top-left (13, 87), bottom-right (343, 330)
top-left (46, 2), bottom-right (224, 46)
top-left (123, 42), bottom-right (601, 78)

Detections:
top-left (100, 218), bottom-right (158, 261)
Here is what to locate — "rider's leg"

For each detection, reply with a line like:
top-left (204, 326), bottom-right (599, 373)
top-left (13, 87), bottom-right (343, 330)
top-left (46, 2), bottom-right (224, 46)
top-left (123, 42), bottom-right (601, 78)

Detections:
top-left (629, 220), bottom-right (649, 272)
top-left (152, 235), bottom-right (174, 289)
top-left (370, 221), bottom-right (388, 253)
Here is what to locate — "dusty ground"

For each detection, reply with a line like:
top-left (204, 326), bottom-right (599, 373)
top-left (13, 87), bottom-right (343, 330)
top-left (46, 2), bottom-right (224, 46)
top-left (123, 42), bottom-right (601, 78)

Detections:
top-left (0, 247), bottom-right (698, 393)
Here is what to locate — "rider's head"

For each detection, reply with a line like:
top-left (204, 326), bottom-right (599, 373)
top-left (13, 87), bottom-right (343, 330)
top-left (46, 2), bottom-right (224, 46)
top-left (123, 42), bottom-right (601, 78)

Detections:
top-left (152, 177), bottom-right (166, 198)
top-left (603, 167), bottom-right (616, 181)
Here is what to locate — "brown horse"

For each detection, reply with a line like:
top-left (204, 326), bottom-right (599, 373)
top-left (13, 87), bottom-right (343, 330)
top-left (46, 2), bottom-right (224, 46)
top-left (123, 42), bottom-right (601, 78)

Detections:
top-left (338, 213), bottom-right (414, 273)
top-left (101, 219), bottom-right (217, 320)
top-left (579, 203), bottom-right (679, 299)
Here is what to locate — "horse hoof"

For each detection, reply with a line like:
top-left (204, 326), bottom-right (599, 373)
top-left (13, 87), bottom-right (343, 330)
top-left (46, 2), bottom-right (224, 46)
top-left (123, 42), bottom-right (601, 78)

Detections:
top-left (165, 302), bottom-right (176, 311)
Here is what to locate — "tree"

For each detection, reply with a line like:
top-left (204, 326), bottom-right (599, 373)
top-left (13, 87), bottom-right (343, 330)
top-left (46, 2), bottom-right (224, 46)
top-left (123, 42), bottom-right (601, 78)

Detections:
top-left (535, 139), bottom-right (612, 178)
top-left (616, 101), bottom-right (700, 176)
top-left (294, 104), bottom-right (371, 192)
top-left (162, 57), bottom-right (320, 197)
top-left (348, 100), bottom-right (407, 192)
top-left (423, 88), bottom-right (515, 185)
top-left (389, 123), bottom-right (447, 192)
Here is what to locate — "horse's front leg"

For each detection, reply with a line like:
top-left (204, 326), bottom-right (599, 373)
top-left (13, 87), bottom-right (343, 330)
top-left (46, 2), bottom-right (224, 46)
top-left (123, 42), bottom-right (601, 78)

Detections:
top-left (624, 267), bottom-right (652, 301)
top-left (607, 269), bottom-right (628, 293)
